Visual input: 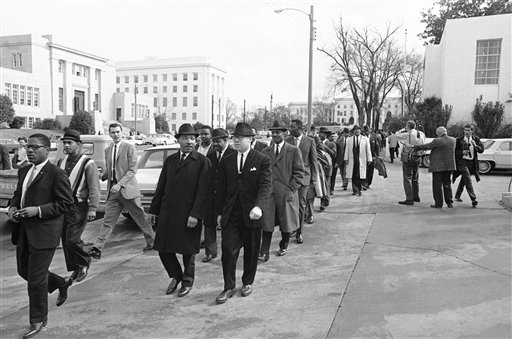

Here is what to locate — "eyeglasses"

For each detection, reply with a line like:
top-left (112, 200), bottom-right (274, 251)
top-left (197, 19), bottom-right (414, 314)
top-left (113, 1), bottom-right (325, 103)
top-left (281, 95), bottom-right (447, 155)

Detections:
top-left (24, 144), bottom-right (48, 150)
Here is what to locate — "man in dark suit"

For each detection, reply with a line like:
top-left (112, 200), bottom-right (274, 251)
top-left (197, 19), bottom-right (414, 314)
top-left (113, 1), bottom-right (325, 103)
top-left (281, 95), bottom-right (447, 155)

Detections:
top-left (453, 124), bottom-right (484, 207)
top-left (8, 134), bottom-right (74, 339)
top-left (214, 122), bottom-right (272, 304)
top-left (195, 125), bottom-right (215, 157)
top-left (203, 128), bottom-right (236, 263)
top-left (148, 124), bottom-right (210, 297)
top-left (363, 126), bottom-right (380, 190)
top-left (318, 127), bottom-right (336, 208)
top-left (251, 127), bottom-right (268, 152)
top-left (336, 128), bottom-right (349, 190)
top-left (414, 126), bottom-right (457, 208)
top-left (286, 119), bottom-right (316, 244)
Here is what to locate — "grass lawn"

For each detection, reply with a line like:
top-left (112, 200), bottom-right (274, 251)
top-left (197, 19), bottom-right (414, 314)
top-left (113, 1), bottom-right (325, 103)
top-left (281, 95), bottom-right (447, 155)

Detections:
top-left (0, 129), bottom-right (64, 140)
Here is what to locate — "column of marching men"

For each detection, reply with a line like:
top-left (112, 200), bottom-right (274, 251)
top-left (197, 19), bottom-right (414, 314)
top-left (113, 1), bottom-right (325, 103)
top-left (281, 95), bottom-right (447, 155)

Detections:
top-left (8, 119), bottom-right (478, 338)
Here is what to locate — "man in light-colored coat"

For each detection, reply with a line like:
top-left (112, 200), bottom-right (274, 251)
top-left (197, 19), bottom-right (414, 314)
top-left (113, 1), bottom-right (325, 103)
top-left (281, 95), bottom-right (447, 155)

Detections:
top-left (89, 123), bottom-right (155, 260)
top-left (260, 121), bottom-right (304, 260)
top-left (413, 126), bottom-right (456, 208)
top-left (344, 125), bottom-right (372, 196)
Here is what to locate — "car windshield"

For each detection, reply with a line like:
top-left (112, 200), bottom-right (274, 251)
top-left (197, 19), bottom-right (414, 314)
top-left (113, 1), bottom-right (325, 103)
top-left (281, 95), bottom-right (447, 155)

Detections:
top-left (483, 140), bottom-right (495, 150)
top-left (138, 148), bottom-right (179, 169)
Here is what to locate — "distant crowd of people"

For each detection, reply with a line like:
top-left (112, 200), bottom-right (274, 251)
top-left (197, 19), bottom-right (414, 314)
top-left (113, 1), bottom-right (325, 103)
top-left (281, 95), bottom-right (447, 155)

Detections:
top-left (6, 119), bottom-right (484, 338)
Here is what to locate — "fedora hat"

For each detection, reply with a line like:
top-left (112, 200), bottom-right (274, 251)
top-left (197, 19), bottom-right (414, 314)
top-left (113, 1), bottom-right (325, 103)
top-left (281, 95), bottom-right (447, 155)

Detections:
top-left (268, 120), bottom-right (287, 131)
top-left (61, 129), bottom-right (81, 143)
top-left (212, 128), bottom-right (229, 139)
top-left (319, 127), bottom-right (332, 135)
top-left (175, 123), bottom-right (199, 138)
top-left (233, 123), bottom-right (255, 137)
top-left (352, 125), bottom-right (361, 131)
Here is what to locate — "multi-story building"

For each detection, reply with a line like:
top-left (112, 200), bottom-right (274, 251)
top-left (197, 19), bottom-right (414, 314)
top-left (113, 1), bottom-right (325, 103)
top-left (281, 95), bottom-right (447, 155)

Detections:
top-left (0, 34), bottom-right (115, 131)
top-left (333, 96), bottom-right (402, 126)
top-left (422, 14), bottom-right (511, 121)
top-left (115, 57), bottom-right (226, 133)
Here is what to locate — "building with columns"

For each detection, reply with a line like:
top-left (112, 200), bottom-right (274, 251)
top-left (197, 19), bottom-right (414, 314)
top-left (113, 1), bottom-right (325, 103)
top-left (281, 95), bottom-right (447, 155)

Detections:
top-left (115, 57), bottom-right (226, 134)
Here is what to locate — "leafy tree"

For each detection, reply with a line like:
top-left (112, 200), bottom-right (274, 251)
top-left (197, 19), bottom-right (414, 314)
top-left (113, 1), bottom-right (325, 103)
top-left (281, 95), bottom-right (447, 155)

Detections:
top-left (155, 114), bottom-right (170, 134)
top-left (471, 97), bottom-right (504, 138)
top-left (0, 94), bottom-right (15, 126)
top-left (385, 115), bottom-right (409, 133)
top-left (69, 110), bottom-right (93, 134)
top-left (193, 122), bottom-right (204, 131)
top-left (34, 118), bottom-right (62, 130)
top-left (409, 96), bottom-right (452, 137)
top-left (496, 124), bottom-right (512, 138)
top-left (348, 116), bottom-right (354, 125)
top-left (419, 0), bottom-right (512, 45)
top-left (9, 116), bottom-right (25, 129)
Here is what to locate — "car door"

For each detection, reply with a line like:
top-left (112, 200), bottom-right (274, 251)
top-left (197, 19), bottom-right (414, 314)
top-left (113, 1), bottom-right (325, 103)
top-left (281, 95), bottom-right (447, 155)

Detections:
top-left (494, 140), bottom-right (512, 169)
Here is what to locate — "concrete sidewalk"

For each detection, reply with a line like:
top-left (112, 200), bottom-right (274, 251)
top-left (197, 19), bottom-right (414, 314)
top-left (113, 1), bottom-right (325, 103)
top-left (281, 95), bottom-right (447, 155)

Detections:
top-left (0, 161), bottom-right (510, 338)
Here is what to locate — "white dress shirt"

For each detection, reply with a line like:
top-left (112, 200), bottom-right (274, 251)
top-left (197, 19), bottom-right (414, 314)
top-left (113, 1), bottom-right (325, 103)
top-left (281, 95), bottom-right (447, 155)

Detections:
top-left (21, 159), bottom-right (48, 217)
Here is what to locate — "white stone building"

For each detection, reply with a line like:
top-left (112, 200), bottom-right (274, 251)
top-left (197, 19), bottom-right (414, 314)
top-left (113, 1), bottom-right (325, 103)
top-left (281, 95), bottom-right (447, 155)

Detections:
top-left (0, 34), bottom-right (115, 131)
top-left (115, 57), bottom-right (226, 134)
top-left (333, 96), bottom-right (402, 126)
top-left (422, 14), bottom-right (512, 122)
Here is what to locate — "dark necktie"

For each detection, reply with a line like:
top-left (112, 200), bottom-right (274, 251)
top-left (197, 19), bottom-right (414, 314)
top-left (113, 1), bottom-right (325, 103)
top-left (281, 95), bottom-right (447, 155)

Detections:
top-left (218, 151), bottom-right (222, 161)
top-left (275, 145), bottom-right (279, 157)
top-left (239, 153), bottom-right (244, 173)
top-left (112, 144), bottom-right (117, 183)
top-left (180, 153), bottom-right (186, 163)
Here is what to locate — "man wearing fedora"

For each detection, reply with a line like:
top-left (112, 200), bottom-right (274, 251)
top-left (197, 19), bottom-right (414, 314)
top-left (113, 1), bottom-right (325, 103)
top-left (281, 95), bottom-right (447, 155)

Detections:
top-left (214, 122), bottom-right (272, 303)
top-left (148, 123), bottom-right (211, 297)
top-left (202, 128), bottom-right (236, 263)
top-left (285, 119), bottom-right (317, 244)
top-left (57, 130), bottom-right (100, 282)
top-left (318, 127), bottom-right (336, 209)
top-left (344, 125), bottom-right (372, 196)
top-left (260, 120), bottom-right (304, 260)
top-left (88, 123), bottom-right (155, 260)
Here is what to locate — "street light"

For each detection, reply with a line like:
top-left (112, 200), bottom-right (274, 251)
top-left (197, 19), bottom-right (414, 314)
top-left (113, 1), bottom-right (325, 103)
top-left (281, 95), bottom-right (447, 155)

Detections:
top-left (275, 5), bottom-right (314, 127)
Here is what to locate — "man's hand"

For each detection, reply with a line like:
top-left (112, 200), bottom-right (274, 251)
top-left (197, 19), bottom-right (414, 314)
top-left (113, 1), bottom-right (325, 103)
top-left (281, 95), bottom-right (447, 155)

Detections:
top-left (187, 216), bottom-right (198, 228)
top-left (87, 211), bottom-right (96, 222)
top-left (249, 206), bottom-right (262, 220)
top-left (8, 207), bottom-right (20, 223)
top-left (148, 213), bottom-right (157, 225)
top-left (110, 183), bottom-right (121, 194)
top-left (16, 207), bottom-right (39, 219)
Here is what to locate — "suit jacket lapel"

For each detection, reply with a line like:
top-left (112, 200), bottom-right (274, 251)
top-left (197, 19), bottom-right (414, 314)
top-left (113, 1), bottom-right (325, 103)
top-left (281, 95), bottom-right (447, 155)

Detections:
top-left (29, 162), bottom-right (50, 187)
top-left (241, 150), bottom-right (255, 175)
top-left (276, 142), bottom-right (287, 162)
top-left (177, 151), bottom-right (196, 171)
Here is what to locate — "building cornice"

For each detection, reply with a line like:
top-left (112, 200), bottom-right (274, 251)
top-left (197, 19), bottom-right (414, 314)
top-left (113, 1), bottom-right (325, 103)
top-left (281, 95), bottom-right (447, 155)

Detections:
top-left (49, 43), bottom-right (109, 63)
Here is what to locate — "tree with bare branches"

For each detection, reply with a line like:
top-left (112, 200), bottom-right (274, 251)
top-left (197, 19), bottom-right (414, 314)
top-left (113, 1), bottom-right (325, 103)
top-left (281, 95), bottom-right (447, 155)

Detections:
top-left (398, 51), bottom-right (423, 112)
top-left (319, 19), bottom-right (403, 130)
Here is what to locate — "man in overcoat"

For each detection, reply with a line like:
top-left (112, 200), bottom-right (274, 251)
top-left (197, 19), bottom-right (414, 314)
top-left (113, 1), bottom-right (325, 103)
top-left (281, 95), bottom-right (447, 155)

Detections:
top-left (8, 134), bottom-right (74, 338)
top-left (203, 128), bottom-right (236, 263)
top-left (336, 128), bottom-right (349, 190)
top-left (344, 125), bottom-right (372, 196)
top-left (260, 121), bottom-right (304, 260)
top-left (214, 122), bottom-right (272, 304)
top-left (148, 124), bottom-right (210, 297)
top-left (413, 126), bottom-right (456, 208)
top-left (453, 124), bottom-right (484, 207)
top-left (285, 119), bottom-right (317, 244)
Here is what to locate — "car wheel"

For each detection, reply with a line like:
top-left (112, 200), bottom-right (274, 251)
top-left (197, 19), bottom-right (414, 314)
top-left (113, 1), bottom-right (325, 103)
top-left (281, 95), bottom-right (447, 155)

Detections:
top-left (478, 161), bottom-right (492, 174)
top-left (422, 155), bottom-right (430, 168)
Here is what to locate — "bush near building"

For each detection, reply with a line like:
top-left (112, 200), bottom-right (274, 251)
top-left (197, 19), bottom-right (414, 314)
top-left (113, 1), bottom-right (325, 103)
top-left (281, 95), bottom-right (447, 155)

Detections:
top-left (155, 114), bottom-right (170, 134)
top-left (409, 96), bottom-right (452, 137)
top-left (0, 94), bottom-right (15, 126)
top-left (34, 118), bottom-right (62, 130)
top-left (471, 97), bottom-right (505, 138)
top-left (9, 116), bottom-right (25, 129)
top-left (68, 110), bottom-right (93, 135)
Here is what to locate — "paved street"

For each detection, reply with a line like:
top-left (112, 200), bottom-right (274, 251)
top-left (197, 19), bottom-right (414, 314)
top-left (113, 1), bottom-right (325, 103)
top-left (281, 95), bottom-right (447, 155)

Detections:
top-left (0, 162), bottom-right (510, 338)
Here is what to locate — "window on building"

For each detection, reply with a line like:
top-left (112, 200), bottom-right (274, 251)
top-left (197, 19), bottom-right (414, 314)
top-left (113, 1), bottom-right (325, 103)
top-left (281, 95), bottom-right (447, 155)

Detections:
top-left (163, 86), bottom-right (167, 93)
top-left (153, 86), bottom-right (158, 94)
top-left (5, 83), bottom-right (11, 98)
top-left (12, 84), bottom-right (18, 104)
top-left (125, 76), bottom-right (129, 83)
top-left (172, 73), bottom-right (177, 81)
top-left (20, 86), bottom-right (25, 105)
top-left (27, 87), bottom-right (32, 106)
top-left (193, 85), bottom-right (198, 92)
top-left (59, 60), bottom-right (63, 73)
top-left (193, 73), bottom-right (198, 81)
top-left (134, 75), bottom-right (139, 83)
top-left (183, 85), bottom-right (188, 92)
top-left (475, 39), bottom-right (501, 85)
top-left (395, 104), bottom-right (398, 108)
top-left (183, 97), bottom-right (187, 107)
top-left (153, 97), bottom-right (158, 107)
top-left (94, 93), bottom-right (99, 111)
top-left (163, 97), bottom-right (168, 107)
top-left (144, 75), bottom-right (148, 82)
top-left (59, 88), bottom-right (64, 111)
top-left (193, 97), bottom-right (198, 107)
top-left (162, 74), bottom-right (168, 82)
top-left (131, 104), bottom-right (134, 118)
top-left (34, 88), bottom-right (39, 107)
top-left (183, 73), bottom-right (188, 81)
top-left (143, 87), bottom-right (148, 94)
top-left (153, 74), bottom-right (158, 82)
top-left (182, 112), bottom-right (187, 120)
top-left (116, 88), bottom-right (120, 93)
top-left (173, 86), bottom-right (177, 93)
top-left (344, 105), bottom-right (346, 108)
top-left (171, 123), bottom-right (176, 131)
top-left (172, 97), bottom-right (177, 107)
top-left (116, 76), bottom-right (120, 84)
top-left (95, 69), bottom-right (100, 81)
top-left (125, 87), bottom-right (129, 92)
top-left (28, 117), bottom-right (34, 128)
top-left (192, 112), bottom-right (197, 120)
top-left (171, 112), bottom-right (176, 120)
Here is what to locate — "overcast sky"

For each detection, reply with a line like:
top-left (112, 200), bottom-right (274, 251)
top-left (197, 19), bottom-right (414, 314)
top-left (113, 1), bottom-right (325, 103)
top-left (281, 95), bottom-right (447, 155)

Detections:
top-left (1, 0), bottom-right (434, 110)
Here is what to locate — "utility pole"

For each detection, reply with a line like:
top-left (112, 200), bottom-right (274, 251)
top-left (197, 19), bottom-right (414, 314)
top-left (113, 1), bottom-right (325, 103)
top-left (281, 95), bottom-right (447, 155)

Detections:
top-left (307, 5), bottom-right (314, 128)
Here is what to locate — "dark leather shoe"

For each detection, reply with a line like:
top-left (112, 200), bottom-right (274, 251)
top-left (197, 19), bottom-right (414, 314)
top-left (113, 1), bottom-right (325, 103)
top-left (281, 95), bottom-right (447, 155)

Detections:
top-left (413, 198), bottom-right (420, 202)
top-left (88, 247), bottom-right (101, 260)
top-left (178, 286), bottom-right (191, 297)
top-left (75, 265), bottom-right (89, 283)
top-left (215, 289), bottom-right (236, 304)
top-left (343, 187), bottom-right (347, 191)
top-left (430, 205), bottom-right (442, 209)
top-left (56, 277), bottom-right (73, 307)
top-left (241, 285), bottom-right (252, 297)
top-left (165, 278), bottom-right (181, 295)
top-left (319, 205), bottom-right (325, 211)
top-left (455, 197), bottom-right (463, 202)
top-left (307, 216), bottom-right (314, 224)
top-left (352, 192), bottom-right (357, 196)
top-left (258, 253), bottom-right (269, 262)
top-left (296, 234), bottom-right (303, 244)
top-left (472, 200), bottom-right (478, 208)
top-left (357, 192), bottom-right (362, 196)
top-left (278, 248), bottom-right (287, 256)
top-left (202, 254), bottom-right (217, 263)
top-left (23, 319), bottom-right (47, 339)
top-left (398, 200), bottom-right (414, 206)
top-left (447, 204), bottom-right (454, 208)
top-left (142, 245), bottom-right (154, 252)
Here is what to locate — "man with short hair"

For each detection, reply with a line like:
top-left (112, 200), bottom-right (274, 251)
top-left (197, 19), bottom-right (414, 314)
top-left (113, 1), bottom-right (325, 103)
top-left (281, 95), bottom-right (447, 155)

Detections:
top-left (318, 127), bottom-right (336, 208)
top-left (395, 121), bottom-right (425, 205)
top-left (57, 130), bottom-right (100, 282)
top-left (149, 124), bottom-right (211, 297)
top-left (8, 134), bottom-right (74, 338)
top-left (195, 125), bottom-right (215, 157)
top-left (88, 123), bottom-right (155, 260)
top-left (387, 132), bottom-right (398, 163)
top-left (453, 124), bottom-right (484, 207)
top-left (413, 126), bottom-right (456, 208)
top-left (336, 128), bottom-right (349, 190)
top-left (214, 122), bottom-right (272, 303)
top-left (203, 128), bottom-right (236, 263)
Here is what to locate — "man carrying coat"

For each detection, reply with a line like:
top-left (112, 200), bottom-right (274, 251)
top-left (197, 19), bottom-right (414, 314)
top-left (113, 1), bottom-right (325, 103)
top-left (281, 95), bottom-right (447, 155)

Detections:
top-left (260, 120), bottom-right (304, 261)
top-left (148, 124), bottom-right (210, 297)
top-left (214, 122), bottom-right (272, 304)
top-left (344, 125), bottom-right (372, 196)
